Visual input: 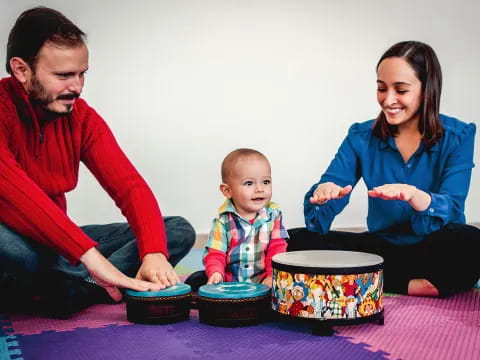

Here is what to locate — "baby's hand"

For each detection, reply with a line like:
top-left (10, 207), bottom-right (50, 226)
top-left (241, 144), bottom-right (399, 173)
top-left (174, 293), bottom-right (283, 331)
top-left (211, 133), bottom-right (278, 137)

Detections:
top-left (207, 272), bottom-right (223, 285)
top-left (262, 276), bottom-right (273, 288)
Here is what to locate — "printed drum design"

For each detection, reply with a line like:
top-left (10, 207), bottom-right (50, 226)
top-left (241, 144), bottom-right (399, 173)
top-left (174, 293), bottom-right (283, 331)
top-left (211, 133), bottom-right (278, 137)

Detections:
top-left (272, 250), bottom-right (384, 326)
top-left (125, 283), bottom-right (192, 324)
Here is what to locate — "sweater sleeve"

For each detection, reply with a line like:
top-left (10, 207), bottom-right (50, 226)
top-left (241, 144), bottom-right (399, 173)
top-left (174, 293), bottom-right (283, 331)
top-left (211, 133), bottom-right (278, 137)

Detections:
top-left (0, 103), bottom-right (97, 263)
top-left (77, 102), bottom-right (168, 259)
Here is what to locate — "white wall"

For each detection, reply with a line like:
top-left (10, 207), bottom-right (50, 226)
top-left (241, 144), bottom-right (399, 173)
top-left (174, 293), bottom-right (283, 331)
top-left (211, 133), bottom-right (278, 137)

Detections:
top-left (1, 0), bottom-right (479, 234)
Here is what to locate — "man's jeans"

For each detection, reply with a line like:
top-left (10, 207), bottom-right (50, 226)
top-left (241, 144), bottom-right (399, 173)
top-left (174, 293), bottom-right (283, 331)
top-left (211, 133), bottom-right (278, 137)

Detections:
top-left (0, 216), bottom-right (195, 287)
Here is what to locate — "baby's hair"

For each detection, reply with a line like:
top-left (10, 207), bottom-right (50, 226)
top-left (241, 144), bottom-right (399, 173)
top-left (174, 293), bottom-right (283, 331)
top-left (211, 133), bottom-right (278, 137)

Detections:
top-left (221, 148), bottom-right (269, 183)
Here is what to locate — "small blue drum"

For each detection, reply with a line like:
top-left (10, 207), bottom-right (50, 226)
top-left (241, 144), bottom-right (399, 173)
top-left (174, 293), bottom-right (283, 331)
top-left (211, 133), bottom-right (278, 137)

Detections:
top-left (125, 283), bottom-right (192, 324)
top-left (197, 282), bottom-right (271, 327)
top-left (272, 250), bottom-right (384, 334)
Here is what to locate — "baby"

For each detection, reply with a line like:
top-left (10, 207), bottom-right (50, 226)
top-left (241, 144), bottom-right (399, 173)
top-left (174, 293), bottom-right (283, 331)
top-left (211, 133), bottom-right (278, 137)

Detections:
top-left (186, 148), bottom-right (288, 289)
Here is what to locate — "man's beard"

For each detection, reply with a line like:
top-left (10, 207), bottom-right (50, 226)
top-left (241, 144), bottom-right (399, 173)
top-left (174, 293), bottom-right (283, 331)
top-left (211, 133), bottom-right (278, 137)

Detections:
top-left (30, 75), bottom-right (79, 116)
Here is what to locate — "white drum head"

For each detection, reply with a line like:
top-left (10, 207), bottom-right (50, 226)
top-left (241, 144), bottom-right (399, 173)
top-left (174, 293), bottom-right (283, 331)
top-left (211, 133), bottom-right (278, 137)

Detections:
top-left (273, 250), bottom-right (383, 268)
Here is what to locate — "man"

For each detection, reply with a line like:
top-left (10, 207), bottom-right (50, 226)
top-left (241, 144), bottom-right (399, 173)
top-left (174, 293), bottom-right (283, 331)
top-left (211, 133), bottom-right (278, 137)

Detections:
top-left (0, 6), bottom-right (195, 318)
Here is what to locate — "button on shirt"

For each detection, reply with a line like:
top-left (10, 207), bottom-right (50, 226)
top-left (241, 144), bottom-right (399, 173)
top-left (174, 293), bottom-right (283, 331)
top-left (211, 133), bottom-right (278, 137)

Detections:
top-left (304, 115), bottom-right (476, 245)
top-left (204, 199), bottom-right (289, 282)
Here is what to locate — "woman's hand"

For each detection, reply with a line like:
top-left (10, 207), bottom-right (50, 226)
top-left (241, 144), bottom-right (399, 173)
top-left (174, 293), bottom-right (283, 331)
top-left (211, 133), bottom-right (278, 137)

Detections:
top-left (207, 272), bottom-right (223, 285)
top-left (80, 247), bottom-right (166, 302)
top-left (309, 182), bottom-right (353, 204)
top-left (368, 184), bottom-right (431, 211)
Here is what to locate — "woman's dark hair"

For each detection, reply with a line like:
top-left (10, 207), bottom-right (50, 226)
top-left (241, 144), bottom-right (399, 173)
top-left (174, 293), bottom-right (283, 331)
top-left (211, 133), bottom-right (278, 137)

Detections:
top-left (372, 41), bottom-right (443, 148)
top-left (6, 6), bottom-right (86, 74)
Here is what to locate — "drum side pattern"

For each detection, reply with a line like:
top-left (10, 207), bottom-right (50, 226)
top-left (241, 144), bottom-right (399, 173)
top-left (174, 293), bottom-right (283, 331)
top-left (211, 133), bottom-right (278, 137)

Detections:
top-left (272, 268), bottom-right (383, 321)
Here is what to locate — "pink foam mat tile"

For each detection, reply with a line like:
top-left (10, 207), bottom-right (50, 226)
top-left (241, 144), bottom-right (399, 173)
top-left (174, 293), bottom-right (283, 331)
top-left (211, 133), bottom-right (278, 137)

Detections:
top-left (335, 290), bottom-right (480, 360)
top-left (9, 303), bottom-right (131, 335)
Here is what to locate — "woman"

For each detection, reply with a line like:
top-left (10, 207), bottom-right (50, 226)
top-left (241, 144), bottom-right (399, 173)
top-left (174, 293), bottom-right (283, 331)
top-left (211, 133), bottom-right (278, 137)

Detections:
top-left (289, 41), bottom-right (479, 297)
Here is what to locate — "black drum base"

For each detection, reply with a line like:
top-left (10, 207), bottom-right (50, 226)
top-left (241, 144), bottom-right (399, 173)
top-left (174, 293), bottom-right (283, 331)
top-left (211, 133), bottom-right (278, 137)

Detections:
top-left (197, 295), bottom-right (271, 327)
top-left (312, 323), bottom-right (336, 336)
top-left (275, 309), bottom-right (385, 336)
top-left (125, 294), bottom-right (192, 324)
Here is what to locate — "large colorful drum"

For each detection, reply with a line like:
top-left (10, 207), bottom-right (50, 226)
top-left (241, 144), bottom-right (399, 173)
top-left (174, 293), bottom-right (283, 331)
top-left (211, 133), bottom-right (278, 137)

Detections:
top-left (125, 283), bottom-right (192, 324)
top-left (197, 282), bottom-right (271, 327)
top-left (272, 250), bottom-right (384, 328)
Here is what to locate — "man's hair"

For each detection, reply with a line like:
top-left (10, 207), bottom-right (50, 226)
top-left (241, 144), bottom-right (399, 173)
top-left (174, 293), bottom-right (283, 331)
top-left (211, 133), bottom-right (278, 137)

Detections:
top-left (221, 148), bottom-right (269, 183)
top-left (372, 41), bottom-right (443, 148)
top-left (6, 6), bottom-right (86, 74)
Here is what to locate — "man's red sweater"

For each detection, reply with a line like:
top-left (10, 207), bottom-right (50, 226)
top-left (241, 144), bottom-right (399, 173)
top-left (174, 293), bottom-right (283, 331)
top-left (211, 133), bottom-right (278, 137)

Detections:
top-left (0, 77), bottom-right (168, 264)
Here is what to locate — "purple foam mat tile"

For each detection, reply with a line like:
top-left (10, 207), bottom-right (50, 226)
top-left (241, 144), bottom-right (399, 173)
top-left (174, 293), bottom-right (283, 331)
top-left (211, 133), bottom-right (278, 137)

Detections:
top-left (14, 318), bottom-right (390, 360)
top-left (7, 291), bottom-right (480, 360)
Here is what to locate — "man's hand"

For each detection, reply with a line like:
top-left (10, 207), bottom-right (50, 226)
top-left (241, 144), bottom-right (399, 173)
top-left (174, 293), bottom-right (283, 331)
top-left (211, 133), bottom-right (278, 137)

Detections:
top-left (80, 247), bottom-right (165, 302)
top-left (207, 272), bottom-right (223, 285)
top-left (309, 182), bottom-right (353, 204)
top-left (136, 252), bottom-right (180, 288)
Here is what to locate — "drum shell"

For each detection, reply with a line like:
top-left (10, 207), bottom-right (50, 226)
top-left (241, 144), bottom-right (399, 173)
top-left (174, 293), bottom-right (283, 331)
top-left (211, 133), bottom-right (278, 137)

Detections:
top-left (125, 292), bottom-right (192, 324)
top-left (197, 294), bottom-right (271, 327)
top-left (272, 251), bottom-right (383, 323)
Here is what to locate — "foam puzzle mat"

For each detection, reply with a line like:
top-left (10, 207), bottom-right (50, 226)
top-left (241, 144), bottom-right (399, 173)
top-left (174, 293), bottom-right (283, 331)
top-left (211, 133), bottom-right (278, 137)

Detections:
top-left (1, 249), bottom-right (479, 360)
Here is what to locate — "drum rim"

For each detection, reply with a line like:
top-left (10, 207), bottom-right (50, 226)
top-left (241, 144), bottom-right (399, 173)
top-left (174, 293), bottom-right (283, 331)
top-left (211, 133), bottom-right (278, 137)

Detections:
top-left (125, 283), bottom-right (192, 298)
top-left (125, 292), bottom-right (192, 302)
top-left (197, 294), bottom-right (270, 303)
top-left (273, 308), bottom-right (385, 326)
top-left (272, 261), bottom-right (383, 275)
top-left (272, 250), bottom-right (384, 269)
top-left (198, 282), bottom-right (270, 299)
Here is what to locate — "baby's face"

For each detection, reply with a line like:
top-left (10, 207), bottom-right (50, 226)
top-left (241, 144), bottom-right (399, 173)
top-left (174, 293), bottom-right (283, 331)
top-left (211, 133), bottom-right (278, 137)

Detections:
top-left (227, 156), bottom-right (272, 220)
